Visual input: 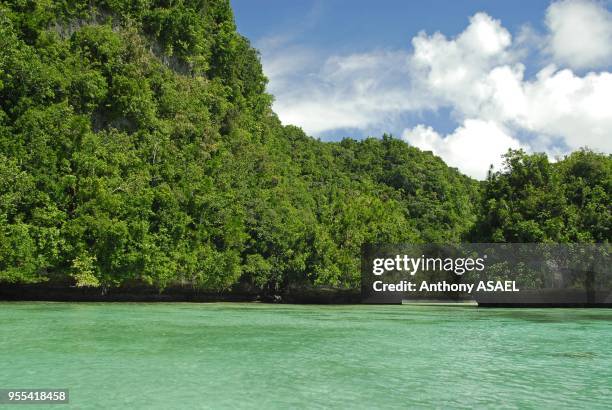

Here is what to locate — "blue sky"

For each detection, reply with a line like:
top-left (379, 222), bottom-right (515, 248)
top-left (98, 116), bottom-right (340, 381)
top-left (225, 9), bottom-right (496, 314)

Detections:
top-left (233, 1), bottom-right (550, 51)
top-left (231, 0), bottom-right (612, 178)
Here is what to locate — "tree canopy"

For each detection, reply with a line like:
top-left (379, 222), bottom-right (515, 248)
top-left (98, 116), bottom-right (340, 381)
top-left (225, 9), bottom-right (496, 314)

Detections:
top-left (0, 0), bottom-right (609, 292)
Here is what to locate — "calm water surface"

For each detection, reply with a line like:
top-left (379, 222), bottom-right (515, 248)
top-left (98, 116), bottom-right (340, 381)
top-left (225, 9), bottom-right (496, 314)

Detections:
top-left (0, 303), bottom-right (611, 409)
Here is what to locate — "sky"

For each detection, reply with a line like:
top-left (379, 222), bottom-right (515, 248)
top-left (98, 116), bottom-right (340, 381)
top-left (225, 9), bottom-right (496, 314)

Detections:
top-left (231, 0), bottom-right (612, 178)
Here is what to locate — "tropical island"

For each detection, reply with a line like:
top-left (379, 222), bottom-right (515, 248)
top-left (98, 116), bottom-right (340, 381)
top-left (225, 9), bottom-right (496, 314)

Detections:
top-left (0, 0), bottom-right (610, 301)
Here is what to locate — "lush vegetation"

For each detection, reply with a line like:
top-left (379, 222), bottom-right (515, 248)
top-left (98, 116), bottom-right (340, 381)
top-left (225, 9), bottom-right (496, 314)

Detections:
top-left (0, 0), bottom-right (609, 293)
top-left (473, 149), bottom-right (611, 243)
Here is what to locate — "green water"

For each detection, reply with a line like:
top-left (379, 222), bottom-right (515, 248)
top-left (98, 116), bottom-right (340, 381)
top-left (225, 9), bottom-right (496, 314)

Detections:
top-left (1, 303), bottom-right (611, 409)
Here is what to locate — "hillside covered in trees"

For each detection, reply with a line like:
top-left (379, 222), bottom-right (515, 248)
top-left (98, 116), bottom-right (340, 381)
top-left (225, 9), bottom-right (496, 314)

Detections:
top-left (0, 0), bottom-right (610, 294)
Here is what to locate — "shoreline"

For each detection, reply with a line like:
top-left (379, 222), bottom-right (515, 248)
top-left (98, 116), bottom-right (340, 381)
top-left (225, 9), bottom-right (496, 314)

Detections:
top-left (2, 284), bottom-right (611, 307)
top-left (0, 283), bottom-right (361, 304)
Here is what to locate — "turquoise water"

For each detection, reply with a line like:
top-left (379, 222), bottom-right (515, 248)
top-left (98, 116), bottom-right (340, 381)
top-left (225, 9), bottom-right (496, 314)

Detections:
top-left (1, 303), bottom-right (611, 409)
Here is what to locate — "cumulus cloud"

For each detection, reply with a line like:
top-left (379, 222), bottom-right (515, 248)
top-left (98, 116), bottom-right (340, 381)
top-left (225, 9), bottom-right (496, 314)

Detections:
top-left (402, 120), bottom-right (524, 179)
top-left (545, 0), bottom-right (612, 70)
top-left (409, 9), bottom-right (612, 157)
top-left (259, 0), bottom-right (612, 178)
top-left (409, 13), bottom-right (520, 120)
top-left (521, 67), bottom-right (612, 151)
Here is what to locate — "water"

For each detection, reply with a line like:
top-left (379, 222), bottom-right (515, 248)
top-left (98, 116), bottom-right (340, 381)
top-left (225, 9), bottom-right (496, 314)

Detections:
top-left (1, 303), bottom-right (611, 409)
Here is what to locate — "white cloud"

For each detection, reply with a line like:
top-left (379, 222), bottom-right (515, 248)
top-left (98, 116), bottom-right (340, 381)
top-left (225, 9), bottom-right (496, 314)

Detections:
top-left (409, 13), bottom-right (519, 120)
top-left (402, 120), bottom-right (524, 179)
top-left (521, 67), bottom-right (612, 151)
top-left (545, 0), bottom-right (612, 70)
top-left (259, 1), bottom-right (612, 178)
top-left (261, 48), bottom-right (428, 134)
top-left (405, 6), bottom-right (612, 171)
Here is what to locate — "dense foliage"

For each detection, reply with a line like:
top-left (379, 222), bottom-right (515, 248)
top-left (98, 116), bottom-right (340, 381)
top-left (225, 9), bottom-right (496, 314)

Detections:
top-left (473, 149), bottom-right (611, 243)
top-left (0, 0), bottom-right (609, 292)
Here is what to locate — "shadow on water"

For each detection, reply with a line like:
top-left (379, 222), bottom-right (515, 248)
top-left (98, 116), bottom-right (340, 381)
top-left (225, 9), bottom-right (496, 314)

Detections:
top-left (476, 308), bottom-right (612, 323)
top-left (551, 351), bottom-right (598, 359)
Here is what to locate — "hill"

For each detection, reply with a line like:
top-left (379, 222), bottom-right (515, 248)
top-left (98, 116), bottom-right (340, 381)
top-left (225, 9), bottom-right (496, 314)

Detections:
top-left (0, 0), bottom-right (608, 294)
